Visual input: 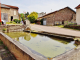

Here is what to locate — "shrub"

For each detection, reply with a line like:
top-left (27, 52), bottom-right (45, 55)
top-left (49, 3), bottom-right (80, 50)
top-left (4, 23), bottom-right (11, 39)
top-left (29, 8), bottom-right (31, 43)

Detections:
top-left (12, 21), bottom-right (16, 24)
top-left (10, 21), bottom-right (13, 23)
top-left (14, 19), bottom-right (21, 23)
top-left (18, 20), bottom-right (21, 23)
top-left (3, 28), bottom-right (7, 31)
top-left (14, 19), bottom-right (18, 23)
top-left (64, 25), bottom-right (80, 30)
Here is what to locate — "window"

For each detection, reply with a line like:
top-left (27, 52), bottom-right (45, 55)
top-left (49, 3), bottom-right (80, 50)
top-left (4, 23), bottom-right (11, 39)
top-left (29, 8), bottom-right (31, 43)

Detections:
top-left (14, 10), bottom-right (16, 15)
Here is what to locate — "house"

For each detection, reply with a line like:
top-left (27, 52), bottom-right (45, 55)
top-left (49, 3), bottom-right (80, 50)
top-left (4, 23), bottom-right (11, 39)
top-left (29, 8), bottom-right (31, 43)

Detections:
top-left (1, 4), bottom-right (19, 24)
top-left (39, 7), bottom-right (76, 26)
top-left (75, 4), bottom-right (80, 25)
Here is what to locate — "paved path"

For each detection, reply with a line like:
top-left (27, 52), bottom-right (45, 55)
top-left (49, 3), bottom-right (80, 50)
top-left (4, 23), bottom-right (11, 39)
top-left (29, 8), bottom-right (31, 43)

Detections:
top-left (30, 24), bottom-right (80, 38)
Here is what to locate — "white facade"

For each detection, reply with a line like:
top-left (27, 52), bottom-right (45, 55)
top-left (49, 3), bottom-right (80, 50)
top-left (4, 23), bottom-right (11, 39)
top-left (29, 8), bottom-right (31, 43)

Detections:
top-left (76, 8), bottom-right (80, 25)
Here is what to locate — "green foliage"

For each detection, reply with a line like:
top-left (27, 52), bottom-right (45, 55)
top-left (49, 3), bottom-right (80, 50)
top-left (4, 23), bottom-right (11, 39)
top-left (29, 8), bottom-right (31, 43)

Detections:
top-left (18, 20), bottom-right (21, 23)
top-left (3, 28), bottom-right (7, 31)
top-left (4, 46), bottom-right (8, 50)
top-left (13, 19), bottom-right (21, 23)
top-left (20, 13), bottom-right (26, 21)
top-left (6, 21), bottom-right (17, 24)
top-left (27, 12), bottom-right (38, 23)
top-left (56, 25), bottom-right (64, 28)
top-left (40, 19), bottom-right (43, 25)
top-left (14, 19), bottom-right (18, 23)
top-left (25, 12), bottom-right (29, 16)
top-left (10, 21), bottom-right (13, 23)
top-left (0, 40), bottom-right (3, 44)
top-left (0, 22), bottom-right (1, 25)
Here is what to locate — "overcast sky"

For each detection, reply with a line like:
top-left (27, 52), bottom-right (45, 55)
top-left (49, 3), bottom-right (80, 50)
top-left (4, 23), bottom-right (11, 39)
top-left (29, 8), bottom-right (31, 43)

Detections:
top-left (1, 0), bottom-right (80, 14)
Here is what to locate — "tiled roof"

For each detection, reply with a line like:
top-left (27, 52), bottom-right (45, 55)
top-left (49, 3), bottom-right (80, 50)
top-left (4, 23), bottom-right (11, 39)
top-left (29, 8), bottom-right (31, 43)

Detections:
top-left (42, 7), bottom-right (76, 17)
top-left (1, 4), bottom-right (19, 9)
top-left (1, 4), bottom-right (10, 8)
top-left (75, 4), bottom-right (80, 9)
top-left (3, 4), bottom-right (19, 9)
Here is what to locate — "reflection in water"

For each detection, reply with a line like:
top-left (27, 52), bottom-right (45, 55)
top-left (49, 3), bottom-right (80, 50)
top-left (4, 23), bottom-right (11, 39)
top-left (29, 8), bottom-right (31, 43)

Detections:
top-left (31, 33), bottom-right (37, 38)
top-left (5, 32), bottom-right (77, 58)
top-left (24, 33), bottom-right (31, 41)
top-left (49, 37), bottom-right (73, 44)
top-left (5, 32), bottom-right (37, 41)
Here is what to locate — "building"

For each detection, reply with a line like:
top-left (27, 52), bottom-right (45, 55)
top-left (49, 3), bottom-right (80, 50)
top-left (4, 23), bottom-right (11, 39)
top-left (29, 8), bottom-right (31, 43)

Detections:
top-left (39, 7), bottom-right (76, 26)
top-left (75, 4), bottom-right (80, 25)
top-left (38, 12), bottom-right (46, 17)
top-left (1, 4), bottom-right (19, 24)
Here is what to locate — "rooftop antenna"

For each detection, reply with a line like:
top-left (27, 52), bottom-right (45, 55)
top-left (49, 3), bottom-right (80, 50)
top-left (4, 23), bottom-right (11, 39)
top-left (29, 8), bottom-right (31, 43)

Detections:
top-left (51, 9), bottom-right (52, 12)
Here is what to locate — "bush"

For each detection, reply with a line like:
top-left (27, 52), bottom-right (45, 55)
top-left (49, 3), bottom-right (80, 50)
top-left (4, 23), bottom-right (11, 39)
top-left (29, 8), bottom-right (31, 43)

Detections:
top-left (13, 19), bottom-right (18, 23)
top-left (14, 19), bottom-right (21, 23)
top-left (10, 21), bottom-right (13, 23)
top-left (12, 21), bottom-right (16, 24)
top-left (64, 25), bottom-right (80, 30)
top-left (18, 20), bottom-right (21, 23)
top-left (3, 28), bottom-right (7, 31)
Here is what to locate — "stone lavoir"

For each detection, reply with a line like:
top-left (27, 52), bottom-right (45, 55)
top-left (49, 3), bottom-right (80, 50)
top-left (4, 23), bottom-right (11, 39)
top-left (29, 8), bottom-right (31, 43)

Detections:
top-left (0, 31), bottom-right (79, 60)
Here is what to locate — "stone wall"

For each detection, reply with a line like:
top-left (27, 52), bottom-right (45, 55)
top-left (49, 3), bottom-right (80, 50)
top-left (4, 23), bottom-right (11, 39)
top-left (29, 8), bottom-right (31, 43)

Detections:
top-left (10, 8), bottom-right (19, 20)
top-left (0, 25), bottom-right (25, 32)
top-left (43, 7), bottom-right (76, 26)
top-left (1, 8), bottom-right (10, 22)
top-left (1, 8), bottom-right (19, 22)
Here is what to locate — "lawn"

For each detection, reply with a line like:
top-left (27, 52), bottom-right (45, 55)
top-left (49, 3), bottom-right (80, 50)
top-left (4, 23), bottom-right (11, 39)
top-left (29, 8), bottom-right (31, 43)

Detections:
top-left (55, 25), bottom-right (80, 31)
top-left (55, 25), bottom-right (64, 28)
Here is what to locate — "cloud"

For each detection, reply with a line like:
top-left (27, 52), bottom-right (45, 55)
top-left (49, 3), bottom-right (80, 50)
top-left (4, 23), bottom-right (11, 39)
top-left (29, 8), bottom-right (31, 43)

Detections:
top-left (1, 0), bottom-right (80, 13)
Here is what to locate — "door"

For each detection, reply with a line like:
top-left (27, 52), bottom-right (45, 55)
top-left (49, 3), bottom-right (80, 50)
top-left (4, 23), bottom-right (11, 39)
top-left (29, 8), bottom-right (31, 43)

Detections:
top-left (43, 18), bottom-right (46, 25)
top-left (62, 20), bottom-right (64, 25)
top-left (11, 16), bottom-right (13, 21)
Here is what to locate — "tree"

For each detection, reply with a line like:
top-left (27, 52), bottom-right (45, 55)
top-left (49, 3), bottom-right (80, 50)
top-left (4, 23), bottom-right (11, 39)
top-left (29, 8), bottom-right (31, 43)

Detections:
top-left (25, 12), bottom-right (29, 19)
top-left (25, 12), bottom-right (29, 16)
top-left (27, 12), bottom-right (38, 23)
top-left (19, 13), bottom-right (25, 21)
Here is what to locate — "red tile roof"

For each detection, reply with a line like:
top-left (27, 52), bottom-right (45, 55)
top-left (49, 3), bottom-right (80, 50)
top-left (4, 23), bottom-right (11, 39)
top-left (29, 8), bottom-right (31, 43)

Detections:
top-left (3, 4), bottom-right (19, 9)
top-left (75, 4), bottom-right (80, 9)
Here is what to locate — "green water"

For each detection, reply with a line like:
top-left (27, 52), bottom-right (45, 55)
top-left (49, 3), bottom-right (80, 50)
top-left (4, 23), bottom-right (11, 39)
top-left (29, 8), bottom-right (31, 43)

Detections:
top-left (5, 32), bottom-right (77, 58)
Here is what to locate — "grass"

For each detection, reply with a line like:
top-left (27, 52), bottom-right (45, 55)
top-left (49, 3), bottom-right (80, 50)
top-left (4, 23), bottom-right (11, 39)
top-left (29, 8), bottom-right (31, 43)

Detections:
top-left (55, 25), bottom-right (64, 28)
top-left (55, 25), bottom-right (80, 31)
top-left (0, 40), bottom-right (3, 45)
top-left (0, 40), bottom-right (8, 50)
top-left (63, 27), bottom-right (80, 31)
top-left (4, 46), bottom-right (8, 50)
top-left (6, 22), bottom-right (22, 25)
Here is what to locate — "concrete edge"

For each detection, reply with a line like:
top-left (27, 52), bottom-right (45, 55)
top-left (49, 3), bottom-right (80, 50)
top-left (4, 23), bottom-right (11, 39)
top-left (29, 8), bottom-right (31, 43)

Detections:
top-left (52, 45), bottom-right (80, 60)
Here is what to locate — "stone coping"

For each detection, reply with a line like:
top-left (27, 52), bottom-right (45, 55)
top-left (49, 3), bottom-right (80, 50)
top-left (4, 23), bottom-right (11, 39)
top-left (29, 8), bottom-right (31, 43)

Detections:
top-left (23, 30), bottom-right (74, 40)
